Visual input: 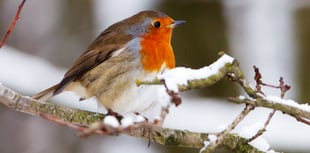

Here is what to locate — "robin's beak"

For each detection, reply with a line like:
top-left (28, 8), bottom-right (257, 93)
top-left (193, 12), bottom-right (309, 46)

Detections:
top-left (169, 20), bottom-right (186, 28)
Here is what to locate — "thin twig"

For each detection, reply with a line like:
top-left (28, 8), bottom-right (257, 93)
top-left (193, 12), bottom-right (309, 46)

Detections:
top-left (294, 115), bottom-right (310, 126)
top-left (153, 80), bottom-right (182, 126)
top-left (278, 77), bottom-right (291, 98)
top-left (253, 65), bottom-right (264, 95)
top-left (154, 106), bottom-right (169, 126)
top-left (248, 109), bottom-right (276, 142)
top-left (203, 104), bottom-right (255, 153)
top-left (253, 66), bottom-right (291, 97)
top-left (0, 0), bottom-right (26, 48)
top-left (162, 80), bottom-right (182, 107)
top-left (248, 68), bottom-right (291, 142)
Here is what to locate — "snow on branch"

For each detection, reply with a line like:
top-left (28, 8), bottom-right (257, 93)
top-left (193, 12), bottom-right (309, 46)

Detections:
top-left (137, 53), bottom-right (236, 92)
top-left (158, 53), bottom-right (234, 92)
top-left (138, 53), bottom-right (310, 123)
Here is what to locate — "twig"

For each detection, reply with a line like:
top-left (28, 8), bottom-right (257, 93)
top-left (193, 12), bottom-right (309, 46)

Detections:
top-left (253, 65), bottom-right (264, 95)
top-left (293, 115), bottom-right (310, 126)
top-left (249, 67), bottom-right (291, 142)
top-left (253, 66), bottom-right (291, 97)
top-left (162, 80), bottom-right (182, 107)
top-left (278, 77), bottom-right (291, 98)
top-left (0, 0), bottom-right (27, 48)
top-left (154, 106), bottom-right (169, 126)
top-left (249, 66), bottom-right (274, 141)
top-left (248, 110), bottom-right (276, 142)
top-left (203, 104), bottom-right (255, 153)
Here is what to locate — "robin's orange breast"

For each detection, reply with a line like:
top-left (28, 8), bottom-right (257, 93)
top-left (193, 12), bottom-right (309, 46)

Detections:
top-left (140, 27), bottom-right (175, 72)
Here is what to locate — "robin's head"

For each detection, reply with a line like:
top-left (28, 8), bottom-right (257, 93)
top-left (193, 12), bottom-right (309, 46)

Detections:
top-left (103, 10), bottom-right (185, 73)
top-left (120, 11), bottom-right (184, 72)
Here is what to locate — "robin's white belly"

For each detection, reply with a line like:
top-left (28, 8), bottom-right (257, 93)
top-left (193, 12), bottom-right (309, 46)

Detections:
top-left (110, 83), bottom-right (163, 114)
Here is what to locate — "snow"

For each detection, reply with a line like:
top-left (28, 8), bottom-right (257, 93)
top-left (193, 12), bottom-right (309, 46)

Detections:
top-left (158, 54), bottom-right (234, 92)
top-left (266, 95), bottom-right (310, 112)
top-left (103, 115), bottom-right (120, 128)
top-left (121, 117), bottom-right (134, 127)
top-left (238, 95), bottom-right (246, 100)
top-left (134, 114), bottom-right (146, 122)
top-left (157, 86), bottom-right (171, 107)
top-left (120, 114), bottom-right (146, 127)
top-left (208, 134), bottom-right (217, 142)
top-left (199, 134), bottom-right (217, 153)
top-left (199, 141), bottom-right (210, 153)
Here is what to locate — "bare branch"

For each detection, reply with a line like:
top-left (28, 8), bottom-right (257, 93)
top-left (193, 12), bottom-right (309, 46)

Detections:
top-left (248, 110), bottom-right (275, 142)
top-left (203, 104), bottom-right (255, 153)
top-left (248, 70), bottom-right (291, 142)
top-left (0, 0), bottom-right (27, 48)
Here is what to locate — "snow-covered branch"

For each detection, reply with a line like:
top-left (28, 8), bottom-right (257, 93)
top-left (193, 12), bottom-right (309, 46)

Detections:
top-left (138, 53), bottom-right (310, 152)
top-left (0, 84), bottom-right (261, 152)
top-left (228, 96), bottom-right (310, 124)
top-left (139, 53), bottom-right (310, 124)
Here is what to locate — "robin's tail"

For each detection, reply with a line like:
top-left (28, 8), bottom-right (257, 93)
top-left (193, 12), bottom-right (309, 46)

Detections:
top-left (32, 84), bottom-right (59, 101)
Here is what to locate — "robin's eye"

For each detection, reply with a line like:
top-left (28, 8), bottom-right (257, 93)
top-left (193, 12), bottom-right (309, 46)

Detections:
top-left (152, 21), bottom-right (161, 28)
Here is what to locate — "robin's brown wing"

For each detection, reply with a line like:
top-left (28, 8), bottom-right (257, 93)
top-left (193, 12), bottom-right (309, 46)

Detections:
top-left (54, 31), bottom-right (132, 95)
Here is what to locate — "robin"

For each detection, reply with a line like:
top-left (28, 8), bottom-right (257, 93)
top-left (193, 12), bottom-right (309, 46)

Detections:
top-left (33, 10), bottom-right (185, 115)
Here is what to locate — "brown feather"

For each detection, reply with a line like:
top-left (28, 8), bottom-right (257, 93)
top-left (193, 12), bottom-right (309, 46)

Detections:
top-left (32, 84), bottom-right (59, 101)
top-left (53, 31), bottom-right (132, 95)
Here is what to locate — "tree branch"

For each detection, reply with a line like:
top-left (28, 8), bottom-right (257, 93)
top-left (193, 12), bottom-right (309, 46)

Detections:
top-left (0, 84), bottom-right (104, 125)
top-left (0, 0), bottom-right (27, 48)
top-left (203, 104), bottom-right (255, 153)
top-left (228, 96), bottom-right (310, 125)
top-left (0, 84), bottom-right (261, 152)
top-left (139, 54), bottom-right (310, 124)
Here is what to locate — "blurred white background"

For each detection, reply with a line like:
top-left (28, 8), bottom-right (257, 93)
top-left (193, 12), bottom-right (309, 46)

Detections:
top-left (1, 0), bottom-right (310, 152)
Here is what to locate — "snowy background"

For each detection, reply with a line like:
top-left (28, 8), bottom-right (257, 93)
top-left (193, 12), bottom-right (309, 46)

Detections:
top-left (1, 0), bottom-right (310, 152)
